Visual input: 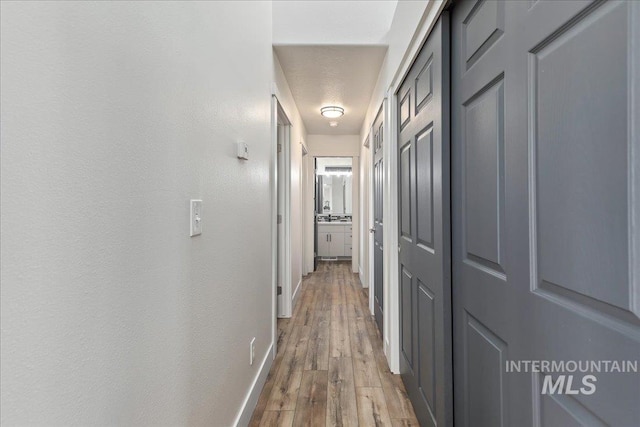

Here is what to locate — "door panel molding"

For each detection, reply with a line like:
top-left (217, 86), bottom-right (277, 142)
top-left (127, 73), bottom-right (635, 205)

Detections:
top-left (397, 13), bottom-right (452, 427)
top-left (452, 1), bottom-right (640, 425)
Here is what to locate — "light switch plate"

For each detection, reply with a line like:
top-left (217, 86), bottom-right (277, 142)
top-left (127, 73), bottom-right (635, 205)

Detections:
top-left (237, 142), bottom-right (249, 160)
top-left (190, 199), bottom-right (202, 236)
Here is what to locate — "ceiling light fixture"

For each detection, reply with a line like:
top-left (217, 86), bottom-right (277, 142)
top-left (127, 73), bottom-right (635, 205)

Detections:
top-left (329, 121), bottom-right (338, 127)
top-left (321, 106), bottom-right (344, 118)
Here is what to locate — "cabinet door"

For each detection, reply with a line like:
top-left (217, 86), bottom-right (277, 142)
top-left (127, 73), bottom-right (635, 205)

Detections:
top-left (329, 232), bottom-right (345, 257)
top-left (317, 232), bottom-right (330, 257)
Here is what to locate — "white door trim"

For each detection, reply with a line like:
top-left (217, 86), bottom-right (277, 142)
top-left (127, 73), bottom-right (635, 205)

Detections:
top-left (270, 95), bottom-right (278, 359)
top-left (270, 94), bottom-right (294, 360)
top-left (351, 157), bottom-right (360, 274)
top-left (306, 155), bottom-right (315, 274)
top-left (300, 142), bottom-right (309, 276)
top-left (382, 91), bottom-right (399, 372)
top-left (275, 97), bottom-right (293, 318)
top-left (368, 124), bottom-right (375, 316)
top-left (283, 121), bottom-right (293, 318)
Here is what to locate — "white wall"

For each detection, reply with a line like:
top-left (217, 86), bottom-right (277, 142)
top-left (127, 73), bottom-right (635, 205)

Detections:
top-left (273, 54), bottom-right (308, 311)
top-left (307, 134), bottom-right (361, 157)
top-left (1, 2), bottom-right (273, 425)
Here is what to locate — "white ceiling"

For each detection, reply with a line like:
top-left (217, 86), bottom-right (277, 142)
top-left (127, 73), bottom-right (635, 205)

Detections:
top-left (274, 45), bottom-right (387, 135)
top-left (273, 1), bottom-right (398, 45)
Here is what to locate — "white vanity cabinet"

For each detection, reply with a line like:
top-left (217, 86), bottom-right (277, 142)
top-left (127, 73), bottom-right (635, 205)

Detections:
top-left (329, 232), bottom-right (345, 256)
top-left (317, 223), bottom-right (352, 258)
top-left (317, 232), bottom-right (331, 256)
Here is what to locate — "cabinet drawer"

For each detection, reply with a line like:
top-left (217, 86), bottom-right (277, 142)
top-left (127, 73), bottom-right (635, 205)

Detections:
top-left (345, 244), bottom-right (352, 255)
top-left (318, 224), bottom-right (345, 233)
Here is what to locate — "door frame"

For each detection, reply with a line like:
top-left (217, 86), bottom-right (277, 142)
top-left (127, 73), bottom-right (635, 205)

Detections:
top-left (278, 101), bottom-right (293, 319)
top-left (300, 141), bottom-right (309, 275)
top-left (270, 95), bottom-right (277, 358)
top-left (312, 155), bottom-right (358, 266)
top-left (367, 126), bottom-right (375, 316)
top-left (271, 95), bottom-right (293, 348)
top-left (381, 0), bottom-right (449, 374)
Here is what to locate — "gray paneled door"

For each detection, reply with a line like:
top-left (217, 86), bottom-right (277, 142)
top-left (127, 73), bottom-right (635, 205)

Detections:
top-left (451, 1), bottom-right (640, 426)
top-left (373, 105), bottom-right (384, 336)
top-left (397, 14), bottom-right (452, 427)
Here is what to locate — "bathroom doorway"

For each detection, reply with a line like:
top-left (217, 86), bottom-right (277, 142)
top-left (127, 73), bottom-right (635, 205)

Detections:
top-left (314, 157), bottom-right (353, 263)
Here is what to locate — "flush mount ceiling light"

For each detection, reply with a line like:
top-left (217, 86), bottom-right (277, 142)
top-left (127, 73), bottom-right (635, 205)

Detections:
top-left (329, 121), bottom-right (338, 127)
top-left (320, 106), bottom-right (344, 118)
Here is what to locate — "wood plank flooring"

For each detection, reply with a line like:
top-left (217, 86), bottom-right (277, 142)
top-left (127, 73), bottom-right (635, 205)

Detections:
top-left (250, 262), bottom-right (418, 427)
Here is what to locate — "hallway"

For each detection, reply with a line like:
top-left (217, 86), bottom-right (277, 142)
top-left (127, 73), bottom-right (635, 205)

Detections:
top-left (2, 1), bottom-right (639, 425)
top-left (250, 262), bottom-right (418, 427)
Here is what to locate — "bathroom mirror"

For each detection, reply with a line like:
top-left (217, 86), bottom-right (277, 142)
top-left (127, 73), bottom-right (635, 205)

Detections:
top-left (316, 157), bottom-right (352, 216)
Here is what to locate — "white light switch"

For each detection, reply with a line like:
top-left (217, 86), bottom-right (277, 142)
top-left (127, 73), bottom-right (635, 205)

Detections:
top-left (237, 142), bottom-right (249, 160)
top-left (190, 199), bottom-right (202, 236)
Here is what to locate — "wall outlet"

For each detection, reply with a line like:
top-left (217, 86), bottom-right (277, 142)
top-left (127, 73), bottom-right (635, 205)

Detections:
top-left (249, 337), bottom-right (256, 365)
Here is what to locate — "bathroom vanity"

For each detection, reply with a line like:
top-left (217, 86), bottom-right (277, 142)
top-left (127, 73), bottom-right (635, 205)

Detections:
top-left (317, 221), bottom-right (352, 258)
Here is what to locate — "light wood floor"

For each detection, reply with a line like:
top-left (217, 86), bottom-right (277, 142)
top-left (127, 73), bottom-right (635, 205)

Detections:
top-left (249, 262), bottom-right (419, 427)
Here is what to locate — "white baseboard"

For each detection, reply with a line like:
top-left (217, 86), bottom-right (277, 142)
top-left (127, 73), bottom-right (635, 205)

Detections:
top-left (291, 278), bottom-right (302, 312)
top-left (358, 266), bottom-right (368, 288)
top-left (385, 338), bottom-right (399, 374)
top-left (233, 342), bottom-right (274, 427)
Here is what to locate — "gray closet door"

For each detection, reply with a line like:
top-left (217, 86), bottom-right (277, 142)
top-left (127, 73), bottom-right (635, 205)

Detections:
top-left (398, 14), bottom-right (452, 427)
top-left (373, 105), bottom-right (384, 336)
top-left (451, 1), bottom-right (640, 426)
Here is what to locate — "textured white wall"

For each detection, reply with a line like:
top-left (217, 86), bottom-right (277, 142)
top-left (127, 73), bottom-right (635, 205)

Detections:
top-left (0, 2), bottom-right (273, 425)
top-left (307, 135), bottom-right (361, 158)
